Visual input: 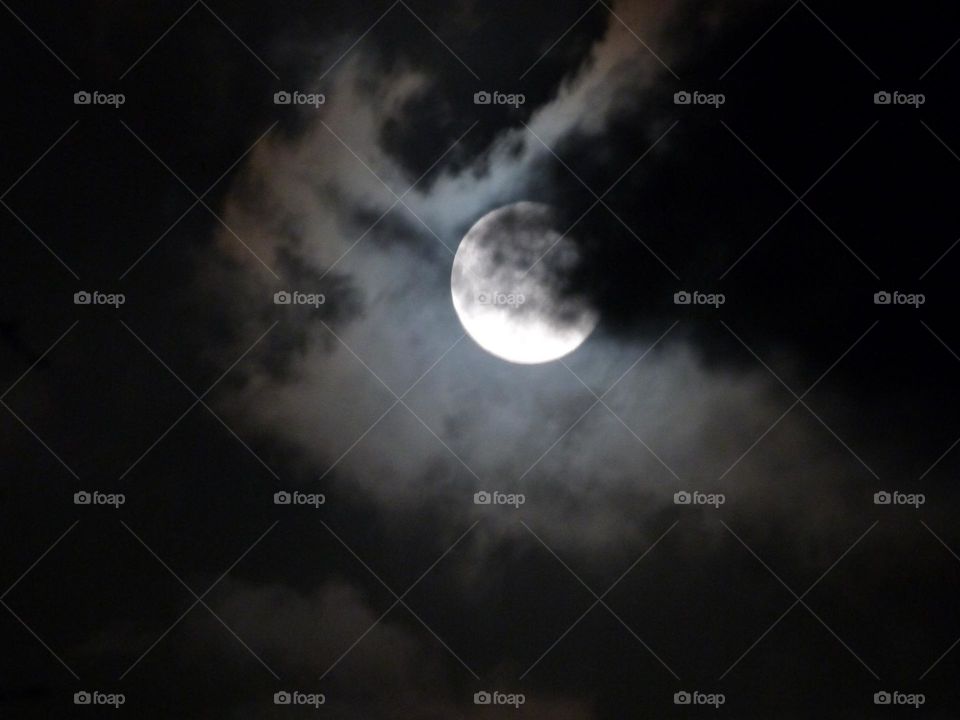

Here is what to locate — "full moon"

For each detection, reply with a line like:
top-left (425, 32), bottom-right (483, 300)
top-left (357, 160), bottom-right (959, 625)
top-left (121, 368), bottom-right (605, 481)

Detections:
top-left (451, 202), bottom-right (599, 364)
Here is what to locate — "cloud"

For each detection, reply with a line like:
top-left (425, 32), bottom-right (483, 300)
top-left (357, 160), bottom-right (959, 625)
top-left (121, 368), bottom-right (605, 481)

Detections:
top-left (190, 578), bottom-right (599, 719)
top-left (204, 0), bottom-right (872, 563)
top-left (209, 578), bottom-right (429, 687)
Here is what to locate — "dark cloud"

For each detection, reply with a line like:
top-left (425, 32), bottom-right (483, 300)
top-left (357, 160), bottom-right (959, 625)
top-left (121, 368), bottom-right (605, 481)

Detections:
top-left (4, 1), bottom-right (960, 718)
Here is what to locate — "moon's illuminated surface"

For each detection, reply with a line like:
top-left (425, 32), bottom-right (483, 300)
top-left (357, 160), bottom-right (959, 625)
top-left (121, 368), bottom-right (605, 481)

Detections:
top-left (451, 202), bottom-right (599, 364)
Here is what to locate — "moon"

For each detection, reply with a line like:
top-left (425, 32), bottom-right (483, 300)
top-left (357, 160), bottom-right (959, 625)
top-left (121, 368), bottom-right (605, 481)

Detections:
top-left (451, 202), bottom-right (598, 364)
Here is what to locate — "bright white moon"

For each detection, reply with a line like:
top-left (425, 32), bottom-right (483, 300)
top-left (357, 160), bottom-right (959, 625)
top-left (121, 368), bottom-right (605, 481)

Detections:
top-left (451, 202), bottom-right (599, 364)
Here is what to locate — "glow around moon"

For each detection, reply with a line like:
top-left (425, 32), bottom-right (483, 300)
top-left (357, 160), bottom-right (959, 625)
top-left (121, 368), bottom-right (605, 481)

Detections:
top-left (451, 202), bottom-right (599, 364)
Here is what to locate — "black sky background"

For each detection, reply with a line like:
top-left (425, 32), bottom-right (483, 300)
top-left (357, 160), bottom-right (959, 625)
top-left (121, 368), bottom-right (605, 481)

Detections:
top-left (3, 1), bottom-right (960, 717)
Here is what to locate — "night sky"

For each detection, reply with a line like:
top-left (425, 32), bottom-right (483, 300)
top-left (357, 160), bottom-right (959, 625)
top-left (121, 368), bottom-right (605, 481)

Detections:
top-left (3, 1), bottom-right (960, 717)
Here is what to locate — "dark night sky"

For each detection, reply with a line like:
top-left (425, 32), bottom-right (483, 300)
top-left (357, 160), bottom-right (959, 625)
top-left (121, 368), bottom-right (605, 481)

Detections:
top-left (3, 1), bottom-right (960, 717)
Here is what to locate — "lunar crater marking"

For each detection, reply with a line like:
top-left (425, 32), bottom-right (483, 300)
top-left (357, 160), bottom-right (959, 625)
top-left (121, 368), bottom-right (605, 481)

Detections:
top-left (451, 201), bottom-right (598, 364)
